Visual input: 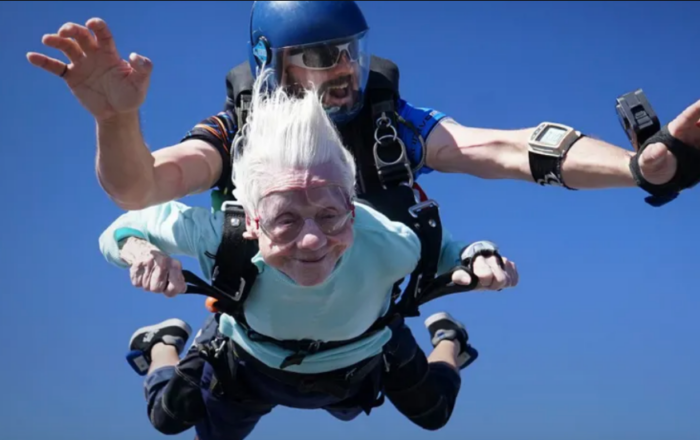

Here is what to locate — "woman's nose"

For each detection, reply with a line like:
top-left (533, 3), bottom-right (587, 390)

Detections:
top-left (295, 219), bottom-right (327, 250)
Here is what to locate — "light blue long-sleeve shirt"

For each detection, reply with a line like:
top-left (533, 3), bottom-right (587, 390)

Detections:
top-left (99, 201), bottom-right (468, 374)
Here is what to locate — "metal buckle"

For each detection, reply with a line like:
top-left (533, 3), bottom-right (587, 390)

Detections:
top-left (408, 199), bottom-right (440, 218)
top-left (308, 340), bottom-right (321, 353)
top-left (210, 266), bottom-right (246, 303)
top-left (377, 162), bottom-right (414, 189)
top-left (372, 112), bottom-right (414, 189)
top-left (221, 200), bottom-right (246, 229)
top-left (221, 200), bottom-right (244, 212)
top-left (231, 277), bottom-right (245, 302)
top-left (209, 277), bottom-right (245, 303)
top-left (373, 134), bottom-right (411, 166)
top-left (412, 273), bottom-right (424, 299)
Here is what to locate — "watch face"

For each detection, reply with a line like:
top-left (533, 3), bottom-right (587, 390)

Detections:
top-left (538, 126), bottom-right (567, 147)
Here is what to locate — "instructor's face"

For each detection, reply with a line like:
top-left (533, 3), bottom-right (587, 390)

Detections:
top-left (283, 51), bottom-right (361, 114)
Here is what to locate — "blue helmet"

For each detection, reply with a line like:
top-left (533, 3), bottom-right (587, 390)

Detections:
top-left (247, 1), bottom-right (371, 125)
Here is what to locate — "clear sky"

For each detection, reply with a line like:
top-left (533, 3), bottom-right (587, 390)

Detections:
top-left (1, 1), bottom-right (698, 440)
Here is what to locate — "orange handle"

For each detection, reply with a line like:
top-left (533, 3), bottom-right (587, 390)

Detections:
top-left (205, 297), bottom-right (220, 313)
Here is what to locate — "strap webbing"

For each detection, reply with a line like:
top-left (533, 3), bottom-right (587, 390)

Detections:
top-left (208, 202), bottom-right (259, 314)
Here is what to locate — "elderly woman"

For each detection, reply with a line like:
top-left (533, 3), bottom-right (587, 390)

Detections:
top-left (98, 72), bottom-right (519, 440)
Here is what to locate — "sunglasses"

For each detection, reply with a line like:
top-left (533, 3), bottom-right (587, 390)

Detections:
top-left (286, 39), bottom-right (361, 70)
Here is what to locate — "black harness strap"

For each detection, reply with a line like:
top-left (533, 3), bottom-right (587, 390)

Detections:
top-left (206, 201), bottom-right (259, 318)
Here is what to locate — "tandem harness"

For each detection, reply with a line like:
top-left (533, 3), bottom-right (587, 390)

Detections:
top-left (181, 56), bottom-right (502, 383)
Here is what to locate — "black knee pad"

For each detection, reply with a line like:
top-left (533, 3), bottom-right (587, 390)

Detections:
top-left (150, 350), bottom-right (207, 435)
top-left (385, 357), bottom-right (462, 431)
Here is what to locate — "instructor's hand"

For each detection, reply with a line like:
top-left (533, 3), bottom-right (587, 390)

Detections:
top-left (26, 18), bottom-right (152, 122)
top-left (638, 98), bottom-right (700, 185)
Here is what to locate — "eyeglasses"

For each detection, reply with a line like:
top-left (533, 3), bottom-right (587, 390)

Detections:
top-left (255, 206), bottom-right (355, 245)
top-left (286, 39), bottom-right (361, 70)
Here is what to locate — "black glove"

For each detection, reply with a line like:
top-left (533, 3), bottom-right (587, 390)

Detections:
top-left (629, 124), bottom-right (700, 207)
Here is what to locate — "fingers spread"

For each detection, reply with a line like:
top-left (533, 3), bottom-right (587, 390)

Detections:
top-left (128, 52), bottom-right (153, 74)
top-left (41, 33), bottom-right (84, 65)
top-left (26, 52), bottom-right (67, 77)
top-left (59, 22), bottom-right (98, 53)
top-left (86, 18), bottom-right (117, 53)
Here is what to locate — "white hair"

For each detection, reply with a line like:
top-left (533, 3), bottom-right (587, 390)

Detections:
top-left (231, 69), bottom-right (357, 214)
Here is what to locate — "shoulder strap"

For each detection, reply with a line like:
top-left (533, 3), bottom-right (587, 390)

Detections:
top-left (224, 61), bottom-right (254, 133)
top-left (366, 55), bottom-right (400, 97)
top-left (204, 201), bottom-right (259, 323)
top-left (215, 62), bottom-right (254, 207)
top-left (338, 56), bottom-right (412, 197)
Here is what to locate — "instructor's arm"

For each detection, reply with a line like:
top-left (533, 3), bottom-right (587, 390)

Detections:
top-left (96, 112), bottom-right (222, 210)
top-left (424, 98), bottom-right (700, 190)
top-left (425, 120), bottom-right (636, 189)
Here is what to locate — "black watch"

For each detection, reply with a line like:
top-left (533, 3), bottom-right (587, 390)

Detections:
top-left (528, 122), bottom-right (584, 189)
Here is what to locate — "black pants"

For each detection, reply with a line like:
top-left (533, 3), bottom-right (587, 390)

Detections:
top-left (381, 319), bottom-right (463, 431)
top-left (144, 315), bottom-right (462, 439)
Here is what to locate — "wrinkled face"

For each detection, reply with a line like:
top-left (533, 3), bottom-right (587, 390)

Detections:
top-left (279, 36), bottom-right (365, 115)
top-left (244, 165), bottom-right (355, 287)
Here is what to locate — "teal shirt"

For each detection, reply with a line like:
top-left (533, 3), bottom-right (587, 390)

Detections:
top-left (99, 201), bottom-right (468, 374)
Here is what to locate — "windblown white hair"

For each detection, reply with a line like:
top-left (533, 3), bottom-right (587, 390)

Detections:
top-left (231, 69), bottom-right (357, 214)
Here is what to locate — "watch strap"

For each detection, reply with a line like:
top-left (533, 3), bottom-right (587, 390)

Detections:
top-left (528, 134), bottom-right (585, 190)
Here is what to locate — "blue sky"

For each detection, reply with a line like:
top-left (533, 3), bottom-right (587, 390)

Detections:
top-left (1, 1), bottom-right (699, 439)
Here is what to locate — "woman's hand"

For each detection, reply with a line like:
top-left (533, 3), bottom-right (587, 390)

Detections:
top-left (119, 237), bottom-right (186, 297)
top-left (452, 254), bottom-right (519, 291)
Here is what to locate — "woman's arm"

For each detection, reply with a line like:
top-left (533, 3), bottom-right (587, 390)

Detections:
top-left (436, 228), bottom-right (468, 276)
top-left (98, 201), bottom-right (223, 269)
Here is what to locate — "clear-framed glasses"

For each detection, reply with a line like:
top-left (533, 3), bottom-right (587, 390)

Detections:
top-left (254, 185), bottom-right (355, 245)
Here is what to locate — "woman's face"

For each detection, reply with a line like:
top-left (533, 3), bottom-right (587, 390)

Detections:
top-left (244, 165), bottom-right (354, 286)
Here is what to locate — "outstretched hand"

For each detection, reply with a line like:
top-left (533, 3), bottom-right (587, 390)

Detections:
top-left (638, 98), bottom-right (700, 185)
top-left (26, 18), bottom-right (152, 122)
top-left (452, 254), bottom-right (519, 291)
